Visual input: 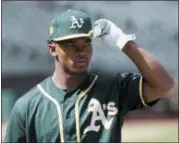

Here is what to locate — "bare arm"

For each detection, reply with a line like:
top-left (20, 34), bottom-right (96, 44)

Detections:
top-left (122, 41), bottom-right (175, 102)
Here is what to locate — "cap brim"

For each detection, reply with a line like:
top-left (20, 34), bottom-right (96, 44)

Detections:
top-left (53, 33), bottom-right (92, 41)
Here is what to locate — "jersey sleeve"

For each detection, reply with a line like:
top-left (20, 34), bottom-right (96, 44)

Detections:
top-left (116, 72), bottom-right (159, 113)
top-left (4, 101), bottom-right (27, 143)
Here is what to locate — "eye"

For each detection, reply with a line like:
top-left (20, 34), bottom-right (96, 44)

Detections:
top-left (64, 42), bottom-right (77, 48)
top-left (85, 41), bottom-right (92, 47)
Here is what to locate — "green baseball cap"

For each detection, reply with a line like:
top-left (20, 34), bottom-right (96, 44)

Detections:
top-left (48, 9), bottom-right (93, 42)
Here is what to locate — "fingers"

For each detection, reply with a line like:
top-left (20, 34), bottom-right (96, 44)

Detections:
top-left (92, 25), bottom-right (102, 38)
top-left (89, 22), bottom-right (103, 38)
top-left (90, 19), bottom-right (109, 38)
top-left (94, 19), bottom-right (108, 27)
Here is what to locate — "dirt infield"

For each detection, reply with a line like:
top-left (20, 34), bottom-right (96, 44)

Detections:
top-left (2, 118), bottom-right (178, 142)
top-left (2, 123), bottom-right (7, 142)
top-left (122, 118), bottom-right (178, 142)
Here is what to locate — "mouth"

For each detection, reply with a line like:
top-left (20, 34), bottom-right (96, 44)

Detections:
top-left (74, 58), bottom-right (88, 67)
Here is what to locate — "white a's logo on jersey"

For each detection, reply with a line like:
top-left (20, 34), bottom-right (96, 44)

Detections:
top-left (83, 98), bottom-right (118, 134)
top-left (69, 16), bottom-right (84, 29)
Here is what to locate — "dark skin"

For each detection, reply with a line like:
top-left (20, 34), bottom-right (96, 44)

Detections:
top-left (48, 37), bottom-right (93, 90)
top-left (49, 37), bottom-right (175, 103)
top-left (123, 41), bottom-right (175, 102)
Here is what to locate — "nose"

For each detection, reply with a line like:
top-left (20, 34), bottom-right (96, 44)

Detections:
top-left (76, 52), bottom-right (86, 57)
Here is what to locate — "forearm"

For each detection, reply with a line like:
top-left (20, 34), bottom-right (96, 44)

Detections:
top-left (122, 41), bottom-right (175, 92)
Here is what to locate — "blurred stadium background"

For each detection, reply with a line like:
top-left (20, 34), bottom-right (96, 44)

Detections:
top-left (2, 1), bottom-right (178, 142)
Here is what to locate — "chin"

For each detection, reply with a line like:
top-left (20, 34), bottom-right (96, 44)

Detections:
top-left (73, 69), bottom-right (88, 74)
top-left (66, 67), bottom-right (88, 75)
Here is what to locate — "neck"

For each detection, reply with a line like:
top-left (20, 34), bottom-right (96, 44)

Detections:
top-left (51, 67), bottom-right (87, 90)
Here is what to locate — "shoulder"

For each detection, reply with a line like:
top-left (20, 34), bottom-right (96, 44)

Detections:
top-left (92, 72), bottom-right (141, 93)
top-left (116, 72), bottom-right (141, 85)
top-left (90, 73), bottom-right (118, 95)
top-left (116, 72), bottom-right (140, 80)
top-left (93, 72), bottom-right (140, 84)
top-left (92, 73), bottom-right (115, 86)
top-left (13, 86), bottom-right (41, 119)
top-left (15, 86), bottom-right (40, 109)
top-left (13, 77), bottom-right (50, 115)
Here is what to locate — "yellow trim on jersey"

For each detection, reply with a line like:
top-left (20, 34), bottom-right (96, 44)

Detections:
top-left (37, 84), bottom-right (65, 143)
top-left (75, 75), bottom-right (98, 143)
top-left (139, 77), bottom-right (148, 107)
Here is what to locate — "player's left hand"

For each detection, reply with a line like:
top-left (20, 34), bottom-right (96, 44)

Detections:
top-left (89, 19), bottom-right (136, 50)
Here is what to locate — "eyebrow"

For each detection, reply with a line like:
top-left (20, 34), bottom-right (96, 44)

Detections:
top-left (86, 38), bottom-right (92, 42)
top-left (57, 38), bottom-right (92, 45)
top-left (68, 38), bottom-right (91, 43)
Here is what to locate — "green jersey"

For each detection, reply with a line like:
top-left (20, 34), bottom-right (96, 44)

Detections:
top-left (5, 73), bottom-right (158, 143)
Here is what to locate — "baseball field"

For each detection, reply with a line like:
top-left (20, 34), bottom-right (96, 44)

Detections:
top-left (2, 118), bottom-right (178, 142)
top-left (122, 118), bottom-right (178, 142)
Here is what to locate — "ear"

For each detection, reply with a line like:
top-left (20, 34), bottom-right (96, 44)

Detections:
top-left (48, 42), bottom-right (58, 57)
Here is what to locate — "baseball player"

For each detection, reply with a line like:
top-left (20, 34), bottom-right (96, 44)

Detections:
top-left (5, 10), bottom-right (175, 143)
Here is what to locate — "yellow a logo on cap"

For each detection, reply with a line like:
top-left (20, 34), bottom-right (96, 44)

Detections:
top-left (49, 25), bottom-right (54, 36)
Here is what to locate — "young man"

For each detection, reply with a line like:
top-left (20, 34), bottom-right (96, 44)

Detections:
top-left (5, 10), bottom-right (175, 143)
